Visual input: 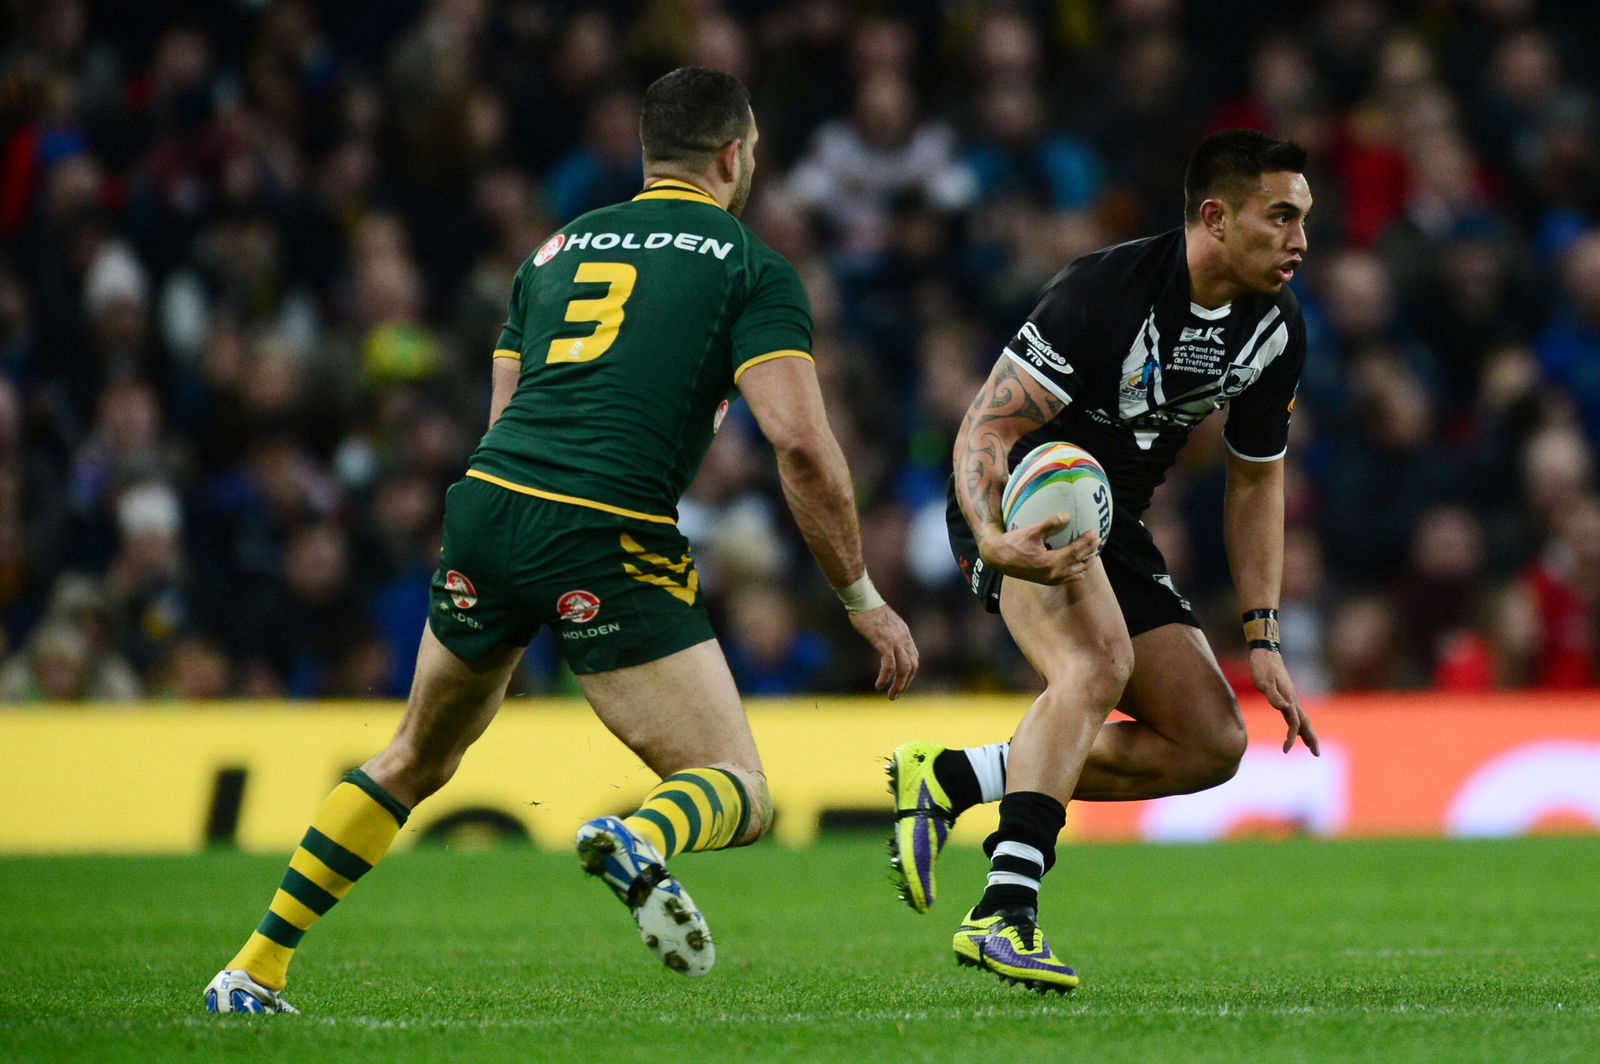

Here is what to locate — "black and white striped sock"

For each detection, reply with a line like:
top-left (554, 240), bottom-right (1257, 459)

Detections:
top-left (932, 741), bottom-right (1010, 815)
top-left (972, 791), bottom-right (1065, 919)
top-left (965, 742), bottom-right (1009, 803)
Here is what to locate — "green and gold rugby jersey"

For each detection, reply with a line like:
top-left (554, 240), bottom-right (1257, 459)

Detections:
top-left (468, 179), bottom-right (813, 524)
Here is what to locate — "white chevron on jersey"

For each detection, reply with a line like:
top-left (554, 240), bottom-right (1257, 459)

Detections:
top-left (1118, 307), bottom-right (1165, 420)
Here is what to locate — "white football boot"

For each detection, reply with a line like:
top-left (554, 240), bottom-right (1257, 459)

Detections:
top-left (203, 969), bottom-right (300, 1014)
top-left (575, 815), bottom-right (714, 976)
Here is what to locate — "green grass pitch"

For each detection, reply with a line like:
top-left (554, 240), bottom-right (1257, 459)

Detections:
top-left (2, 835), bottom-right (1597, 1063)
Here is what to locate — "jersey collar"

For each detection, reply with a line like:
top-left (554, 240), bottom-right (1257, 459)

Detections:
top-left (633, 178), bottom-right (725, 211)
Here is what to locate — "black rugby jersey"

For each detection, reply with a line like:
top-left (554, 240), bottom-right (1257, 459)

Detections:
top-left (1002, 228), bottom-right (1304, 515)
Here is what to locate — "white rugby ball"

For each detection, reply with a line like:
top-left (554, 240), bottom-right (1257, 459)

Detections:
top-left (1001, 442), bottom-right (1113, 551)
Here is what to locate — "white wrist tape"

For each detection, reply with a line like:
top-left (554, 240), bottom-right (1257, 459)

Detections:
top-left (834, 572), bottom-right (886, 613)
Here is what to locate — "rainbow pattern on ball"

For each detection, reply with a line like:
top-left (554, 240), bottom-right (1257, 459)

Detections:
top-left (1001, 442), bottom-right (1111, 528)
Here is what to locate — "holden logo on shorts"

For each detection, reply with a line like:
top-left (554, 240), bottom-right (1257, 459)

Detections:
top-left (557, 589), bottom-right (601, 624)
top-left (444, 570), bottom-right (478, 609)
top-left (713, 399), bottom-right (730, 433)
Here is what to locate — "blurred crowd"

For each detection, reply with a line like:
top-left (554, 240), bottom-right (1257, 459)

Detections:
top-left (2, 0), bottom-right (1598, 704)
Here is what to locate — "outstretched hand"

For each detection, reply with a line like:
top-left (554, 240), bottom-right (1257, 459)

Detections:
top-left (1250, 648), bottom-right (1319, 755)
top-left (847, 604), bottom-right (919, 700)
top-left (979, 515), bottom-right (1100, 586)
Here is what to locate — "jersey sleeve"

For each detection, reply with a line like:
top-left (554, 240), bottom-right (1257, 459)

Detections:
top-left (731, 254), bottom-right (813, 383)
top-left (999, 263), bottom-right (1097, 408)
top-left (494, 266), bottom-right (528, 360)
top-left (1223, 302), bottom-right (1305, 461)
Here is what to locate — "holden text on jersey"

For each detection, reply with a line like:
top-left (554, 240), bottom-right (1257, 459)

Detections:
top-left (538, 230), bottom-right (735, 263)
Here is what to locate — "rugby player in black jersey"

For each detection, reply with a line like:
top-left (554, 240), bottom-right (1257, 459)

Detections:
top-left (889, 130), bottom-right (1321, 992)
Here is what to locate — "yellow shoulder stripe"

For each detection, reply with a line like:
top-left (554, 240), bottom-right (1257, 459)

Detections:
top-left (464, 469), bottom-right (676, 525)
top-left (493, 349), bottom-right (521, 361)
top-left (733, 349), bottom-right (814, 384)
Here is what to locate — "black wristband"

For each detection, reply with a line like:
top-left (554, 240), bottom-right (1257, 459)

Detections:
top-left (1242, 608), bottom-right (1281, 648)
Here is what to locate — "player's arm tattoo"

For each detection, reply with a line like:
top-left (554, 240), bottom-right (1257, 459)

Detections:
top-left (955, 356), bottom-right (1066, 534)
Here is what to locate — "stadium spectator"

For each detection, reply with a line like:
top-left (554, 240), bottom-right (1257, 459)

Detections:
top-left (1324, 592), bottom-right (1414, 690)
top-left (788, 71), bottom-right (977, 264)
top-left (1434, 579), bottom-right (1542, 691)
top-left (1207, 33), bottom-right (1324, 140)
top-left (0, 619), bottom-right (121, 701)
top-left (102, 479), bottom-right (191, 676)
top-left (1536, 229), bottom-right (1600, 448)
top-left (1519, 423), bottom-right (1595, 531)
top-left (1388, 504), bottom-right (1489, 678)
top-left (0, 573), bottom-right (140, 701)
top-left (147, 633), bottom-right (232, 700)
top-left (228, 520), bottom-right (372, 697)
top-left (722, 581), bottom-right (831, 696)
top-left (1318, 354), bottom-right (1464, 579)
top-left (963, 79), bottom-right (1103, 213)
top-left (544, 88), bottom-right (644, 224)
top-left (1278, 526), bottom-right (1333, 695)
top-left (1516, 490), bottom-right (1600, 687)
top-left (1081, 24), bottom-right (1199, 233)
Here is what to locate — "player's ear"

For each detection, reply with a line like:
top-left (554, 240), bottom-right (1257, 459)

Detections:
top-left (1200, 197), bottom-right (1228, 239)
top-left (717, 138), bottom-right (741, 182)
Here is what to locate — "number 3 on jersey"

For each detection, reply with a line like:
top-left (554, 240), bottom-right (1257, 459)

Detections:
top-left (547, 261), bottom-right (637, 363)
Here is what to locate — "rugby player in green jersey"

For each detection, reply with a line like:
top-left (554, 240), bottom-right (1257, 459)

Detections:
top-left (204, 67), bottom-right (918, 1013)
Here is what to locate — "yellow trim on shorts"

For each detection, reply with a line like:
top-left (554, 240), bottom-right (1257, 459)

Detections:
top-left (733, 349), bottom-right (814, 384)
top-left (493, 348), bottom-right (521, 361)
top-left (464, 469), bottom-right (676, 525)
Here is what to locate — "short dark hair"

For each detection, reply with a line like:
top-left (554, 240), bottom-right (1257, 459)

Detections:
top-left (640, 67), bottom-right (752, 167)
top-left (1184, 129), bottom-right (1308, 224)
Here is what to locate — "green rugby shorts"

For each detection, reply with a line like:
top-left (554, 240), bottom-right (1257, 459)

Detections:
top-left (427, 476), bottom-right (715, 672)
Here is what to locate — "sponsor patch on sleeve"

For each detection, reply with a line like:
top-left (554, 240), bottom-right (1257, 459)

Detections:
top-left (1009, 321), bottom-right (1074, 376)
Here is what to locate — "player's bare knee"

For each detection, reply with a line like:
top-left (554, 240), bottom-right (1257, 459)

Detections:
top-left (1103, 637), bottom-right (1136, 698)
top-left (1190, 746), bottom-right (1243, 790)
top-left (1058, 635), bottom-right (1134, 710)
top-left (1189, 698), bottom-right (1248, 790)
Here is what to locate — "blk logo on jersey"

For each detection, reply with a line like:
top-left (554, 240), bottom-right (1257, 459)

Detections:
top-left (1179, 325), bottom-right (1225, 344)
top-left (557, 589), bottom-right (601, 624)
top-left (444, 571), bottom-right (478, 609)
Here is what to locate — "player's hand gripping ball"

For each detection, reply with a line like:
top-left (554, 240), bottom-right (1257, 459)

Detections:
top-left (1001, 442), bottom-right (1113, 552)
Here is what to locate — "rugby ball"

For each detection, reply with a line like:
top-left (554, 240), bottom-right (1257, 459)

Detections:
top-left (1000, 442), bottom-right (1113, 551)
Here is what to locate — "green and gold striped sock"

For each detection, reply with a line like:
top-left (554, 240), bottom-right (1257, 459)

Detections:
top-left (227, 768), bottom-right (409, 990)
top-left (624, 768), bottom-right (749, 859)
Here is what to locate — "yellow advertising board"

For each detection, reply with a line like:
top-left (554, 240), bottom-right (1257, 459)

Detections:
top-left (0, 697), bottom-right (1018, 854)
top-left (2, 693), bottom-right (1598, 854)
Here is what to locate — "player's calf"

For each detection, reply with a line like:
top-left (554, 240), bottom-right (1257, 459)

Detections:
top-left (622, 765), bottom-right (766, 858)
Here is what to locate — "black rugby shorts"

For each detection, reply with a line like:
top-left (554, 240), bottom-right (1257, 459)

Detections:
top-left (944, 477), bottom-right (1200, 636)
